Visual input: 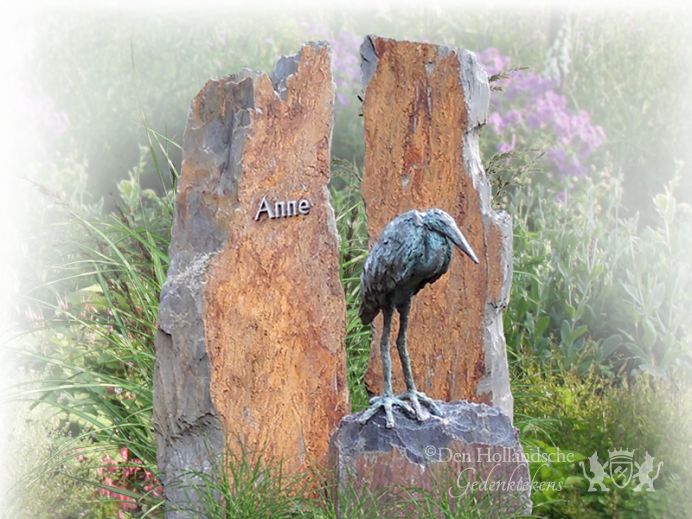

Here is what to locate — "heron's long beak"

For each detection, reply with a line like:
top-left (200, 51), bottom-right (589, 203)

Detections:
top-left (447, 223), bottom-right (480, 264)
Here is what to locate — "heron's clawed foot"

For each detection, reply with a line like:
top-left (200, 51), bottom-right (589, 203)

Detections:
top-left (358, 395), bottom-right (416, 428)
top-left (397, 390), bottom-right (443, 421)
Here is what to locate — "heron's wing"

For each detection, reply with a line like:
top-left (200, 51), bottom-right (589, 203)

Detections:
top-left (366, 232), bottom-right (424, 293)
top-left (359, 213), bottom-right (424, 322)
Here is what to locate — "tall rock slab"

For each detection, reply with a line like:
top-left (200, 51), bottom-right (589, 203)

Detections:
top-left (154, 43), bottom-right (349, 516)
top-left (361, 36), bottom-right (513, 419)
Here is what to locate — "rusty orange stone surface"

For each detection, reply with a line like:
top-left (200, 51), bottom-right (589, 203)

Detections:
top-left (156, 44), bottom-right (350, 499)
top-left (202, 44), bottom-right (350, 474)
top-left (361, 36), bottom-right (513, 415)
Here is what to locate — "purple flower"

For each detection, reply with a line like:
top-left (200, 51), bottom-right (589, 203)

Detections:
top-left (487, 112), bottom-right (505, 134)
top-left (504, 109), bottom-right (523, 126)
top-left (498, 134), bottom-right (517, 153)
top-left (479, 48), bottom-right (606, 179)
top-left (304, 24), bottom-right (361, 109)
top-left (546, 147), bottom-right (567, 174)
top-left (476, 48), bottom-right (512, 77)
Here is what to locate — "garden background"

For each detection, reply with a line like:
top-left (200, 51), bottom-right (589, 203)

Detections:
top-left (2, 2), bottom-right (692, 517)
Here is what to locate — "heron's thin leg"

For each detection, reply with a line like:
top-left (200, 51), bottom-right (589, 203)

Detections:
top-left (395, 299), bottom-right (443, 420)
top-left (381, 306), bottom-right (394, 397)
top-left (358, 306), bottom-right (416, 428)
top-left (395, 300), bottom-right (416, 393)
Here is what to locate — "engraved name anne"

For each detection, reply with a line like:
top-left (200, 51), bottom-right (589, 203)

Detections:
top-left (254, 196), bottom-right (311, 221)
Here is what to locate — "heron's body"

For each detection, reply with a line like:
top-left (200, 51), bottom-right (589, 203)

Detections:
top-left (360, 210), bottom-right (455, 324)
top-left (358, 208), bottom-right (479, 428)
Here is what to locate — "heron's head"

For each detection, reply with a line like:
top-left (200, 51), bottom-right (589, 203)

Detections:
top-left (423, 209), bottom-right (480, 264)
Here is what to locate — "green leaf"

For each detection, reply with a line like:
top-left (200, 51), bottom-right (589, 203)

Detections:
top-left (641, 320), bottom-right (657, 350)
top-left (600, 334), bottom-right (623, 358)
top-left (572, 325), bottom-right (589, 343)
top-left (560, 321), bottom-right (572, 347)
top-left (535, 315), bottom-right (550, 338)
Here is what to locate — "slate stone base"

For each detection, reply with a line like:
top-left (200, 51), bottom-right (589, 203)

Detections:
top-left (328, 400), bottom-right (532, 517)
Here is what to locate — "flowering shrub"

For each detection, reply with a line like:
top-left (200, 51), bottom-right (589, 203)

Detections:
top-left (303, 24), bottom-right (365, 159)
top-left (94, 447), bottom-right (163, 516)
top-left (330, 31), bottom-right (362, 108)
top-left (478, 48), bottom-right (606, 179)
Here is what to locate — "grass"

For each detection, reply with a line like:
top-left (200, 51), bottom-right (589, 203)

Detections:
top-left (168, 438), bottom-right (521, 519)
top-left (331, 159), bottom-right (372, 412)
top-left (183, 444), bottom-right (307, 518)
top-left (7, 133), bottom-right (176, 516)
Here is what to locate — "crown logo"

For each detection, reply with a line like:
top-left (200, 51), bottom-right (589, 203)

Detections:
top-left (608, 448), bottom-right (634, 459)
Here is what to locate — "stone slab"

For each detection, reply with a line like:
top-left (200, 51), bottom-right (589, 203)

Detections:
top-left (154, 43), bottom-right (349, 516)
top-left (360, 36), bottom-right (513, 419)
top-left (328, 401), bottom-right (532, 517)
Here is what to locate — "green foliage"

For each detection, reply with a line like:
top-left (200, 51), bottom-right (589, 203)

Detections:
top-left (35, 9), bottom-right (692, 211)
top-left (174, 440), bottom-right (506, 518)
top-left (11, 134), bottom-right (177, 515)
top-left (513, 359), bottom-right (692, 518)
top-left (33, 12), bottom-right (308, 194)
top-left (563, 13), bottom-right (692, 212)
top-left (4, 406), bottom-right (112, 518)
top-left (330, 160), bottom-right (371, 412)
top-left (402, 469), bottom-right (521, 518)
top-left (506, 171), bottom-right (692, 380)
top-left (16, 133), bottom-right (692, 518)
top-left (183, 443), bottom-right (309, 518)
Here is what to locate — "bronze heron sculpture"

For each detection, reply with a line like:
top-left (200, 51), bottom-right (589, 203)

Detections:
top-left (358, 209), bottom-right (479, 428)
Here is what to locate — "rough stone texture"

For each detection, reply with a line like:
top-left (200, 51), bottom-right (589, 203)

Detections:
top-left (329, 401), bottom-right (531, 517)
top-left (154, 43), bottom-right (349, 517)
top-left (360, 36), bottom-right (514, 419)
